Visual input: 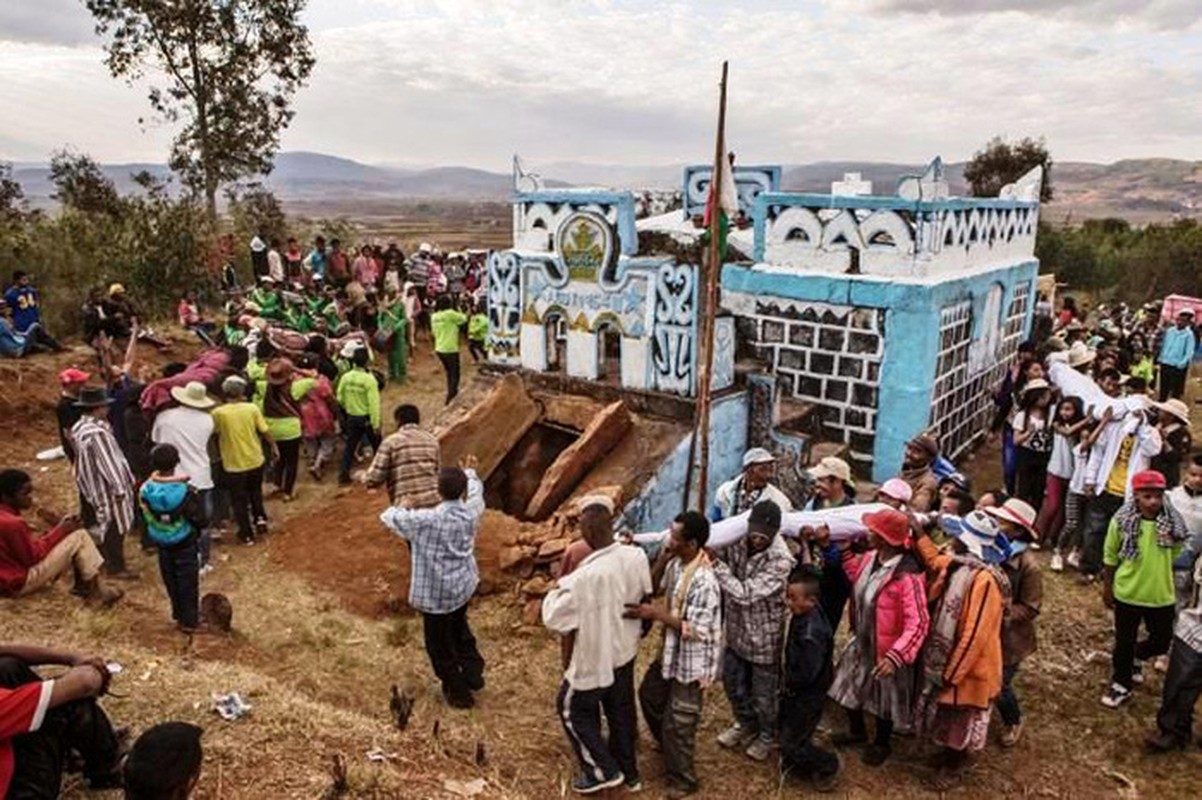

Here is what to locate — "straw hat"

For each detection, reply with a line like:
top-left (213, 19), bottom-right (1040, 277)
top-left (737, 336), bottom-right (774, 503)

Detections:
top-left (809, 456), bottom-right (851, 484)
top-left (1158, 398), bottom-right (1190, 425)
top-left (266, 358), bottom-right (294, 385)
top-left (169, 381), bottom-right (216, 410)
top-left (984, 498), bottom-right (1039, 541)
top-left (1067, 341), bottom-right (1096, 368)
top-left (1021, 378), bottom-right (1050, 395)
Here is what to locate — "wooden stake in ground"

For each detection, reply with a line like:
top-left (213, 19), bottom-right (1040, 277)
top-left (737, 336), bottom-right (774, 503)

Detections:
top-left (693, 61), bottom-right (731, 511)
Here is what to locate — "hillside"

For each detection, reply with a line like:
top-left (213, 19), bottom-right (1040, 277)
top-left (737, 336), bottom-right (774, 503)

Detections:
top-left (10, 151), bottom-right (1201, 222)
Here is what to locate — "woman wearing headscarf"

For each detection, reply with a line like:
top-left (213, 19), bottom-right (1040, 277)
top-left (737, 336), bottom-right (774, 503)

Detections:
top-left (827, 508), bottom-right (930, 767)
top-left (262, 358), bottom-right (305, 501)
top-left (912, 511), bottom-right (1012, 771)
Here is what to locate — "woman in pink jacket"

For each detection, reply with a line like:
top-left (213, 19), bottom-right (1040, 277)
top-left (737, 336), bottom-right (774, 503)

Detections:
top-left (827, 508), bottom-right (930, 767)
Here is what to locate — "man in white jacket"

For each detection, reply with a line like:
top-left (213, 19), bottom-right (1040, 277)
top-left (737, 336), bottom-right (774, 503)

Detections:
top-left (711, 448), bottom-right (793, 522)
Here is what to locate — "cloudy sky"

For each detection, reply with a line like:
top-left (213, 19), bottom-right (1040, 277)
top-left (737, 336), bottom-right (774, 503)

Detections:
top-left (0, 0), bottom-right (1199, 169)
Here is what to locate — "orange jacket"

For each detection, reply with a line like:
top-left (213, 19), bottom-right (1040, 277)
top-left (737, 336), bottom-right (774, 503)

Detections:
top-left (914, 535), bottom-right (1007, 709)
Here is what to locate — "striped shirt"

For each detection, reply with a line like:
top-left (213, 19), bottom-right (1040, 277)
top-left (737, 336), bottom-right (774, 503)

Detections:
top-left (72, 415), bottom-right (136, 536)
top-left (366, 425), bottom-right (441, 508)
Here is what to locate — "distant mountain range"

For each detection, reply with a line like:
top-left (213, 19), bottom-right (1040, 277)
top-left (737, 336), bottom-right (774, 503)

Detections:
top-left (10, 151), bottom-right (1201, 222)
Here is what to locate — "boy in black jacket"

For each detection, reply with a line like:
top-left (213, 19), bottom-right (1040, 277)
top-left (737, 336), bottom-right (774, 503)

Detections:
top-left (780, 566), bottom-right (840, 791)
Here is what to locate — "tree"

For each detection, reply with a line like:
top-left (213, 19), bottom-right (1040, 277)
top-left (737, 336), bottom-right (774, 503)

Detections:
top-left (84, 0), bottom-right (315, 219)
top-left (0, 164), bottom-right (27, 224)
top-left (227, 183), bottom-right (287, 247)
top-left (49, 150), bottom-right (126, 217)
top-left (964, 136), bottom-right (1054, 202)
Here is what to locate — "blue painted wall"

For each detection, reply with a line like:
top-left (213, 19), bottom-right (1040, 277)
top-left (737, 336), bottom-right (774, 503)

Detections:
top-left (721, 260), bottom-right (1038, 480)
top-left (619, 390), bottom-right (749, 532)
top-left (513, 190), bottom-right (639, 256)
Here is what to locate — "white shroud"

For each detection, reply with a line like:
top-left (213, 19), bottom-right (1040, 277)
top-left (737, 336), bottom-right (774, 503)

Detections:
top-left (630, 503), bottom-right (888, 549)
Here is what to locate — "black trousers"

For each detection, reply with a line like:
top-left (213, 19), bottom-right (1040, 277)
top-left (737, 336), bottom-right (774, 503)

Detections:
top-left (468, 340), bottom-right (487, 363)
top-left (1156, 637), bottom-right (1202, 743)
top-left (273, 438), bottom-right (301, 495)
top-left (0, 658), bottom-right (120, 800)
top-left (437, 352), bottom-right (461, 403)
top-left (158, 535), bottom-right (200, 628)
top-left (339, 415), bottom-right (381, 482)
top-left (1014, 448), bottom-right (1050, 511)
top-left (225, 466), bottom-right (266, 542)
top-left (1082, 492), bottom-right (1124, 576)
top-left (780, 694), bottom-right (839, 781)
top-left (1160, 364), bottom-right (1187, 401)
top-left (638, 665), bottom-right (702, 792)
top-left (820, 569), bottom-right (851, 634)
top-left (1112, 600), bottom-right (1176, 690)
top-left (422, 603), bottom-right (485, 698)
top-left (558, 659), bottom-right (638, 784)
top-left (81, 498), bottom-right (126, 574)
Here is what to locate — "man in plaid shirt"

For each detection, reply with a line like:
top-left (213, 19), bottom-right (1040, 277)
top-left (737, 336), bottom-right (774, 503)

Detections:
top-left (380, 456), bottom-right (485, 709)
top-left (629, 511), bottom-right (722, 799)
top-left (366, 404), bottom-right (441, 508)
top-left (711, 499), bottom-right (794, 761)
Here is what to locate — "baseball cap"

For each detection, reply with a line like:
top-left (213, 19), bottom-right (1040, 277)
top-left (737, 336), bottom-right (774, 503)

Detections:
top-left (58, 367), bottom-right (91, 385)
top-left (742, 447), bottom-right (775, 468)
top-left (1131, 470), bottom-right (1167, 492)
top-left (809, 456), bottom-right (851, 484)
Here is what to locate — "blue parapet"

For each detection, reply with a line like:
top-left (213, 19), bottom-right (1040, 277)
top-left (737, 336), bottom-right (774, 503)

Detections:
top-left (513, 190), bottom-right (638, 257)
top-left (683, 165), bottom-right (782, 219)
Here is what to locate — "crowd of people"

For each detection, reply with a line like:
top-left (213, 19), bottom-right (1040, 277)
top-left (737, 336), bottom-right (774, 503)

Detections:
top-left (0, 260), bottom-right (1198, 797)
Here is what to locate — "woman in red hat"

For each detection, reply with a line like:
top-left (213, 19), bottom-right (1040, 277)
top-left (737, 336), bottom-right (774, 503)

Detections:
top-left (826, 509), bottom-right (929, 767)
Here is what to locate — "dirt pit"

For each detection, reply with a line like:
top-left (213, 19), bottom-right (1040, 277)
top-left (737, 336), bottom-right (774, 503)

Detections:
top-left (272, 486), bottom-right (540, 618)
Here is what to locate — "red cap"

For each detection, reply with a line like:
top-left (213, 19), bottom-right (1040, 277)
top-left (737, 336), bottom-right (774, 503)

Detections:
top-left (862, 508), bottom-right (911, 548)
top-left (58, 368), bottom-right (91, 385)
top-left (1131, 470), bottom-right (1167, 492)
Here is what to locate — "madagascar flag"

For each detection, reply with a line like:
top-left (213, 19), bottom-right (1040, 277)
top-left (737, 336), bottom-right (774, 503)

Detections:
top-left (703, 157), bottom-right (739, 261)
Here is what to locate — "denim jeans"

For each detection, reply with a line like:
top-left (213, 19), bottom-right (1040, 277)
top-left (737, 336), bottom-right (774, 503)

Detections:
top-left (722, 648), bottom-right (778, 741)
top-left (1156, 637), bottom-right (1202, 743)
top-left (157, 535), bottom-right (200, 628)
top-left (1081, 492), bottom-right (1124, 576)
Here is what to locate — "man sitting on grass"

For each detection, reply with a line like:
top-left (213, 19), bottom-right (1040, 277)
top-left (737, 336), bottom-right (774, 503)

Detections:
top-left (123, 721), bottom-right (204, 799)
top-left (0, 469), bottom-right (122, 606)
top-left (0, 642), bottom-right (127, 796)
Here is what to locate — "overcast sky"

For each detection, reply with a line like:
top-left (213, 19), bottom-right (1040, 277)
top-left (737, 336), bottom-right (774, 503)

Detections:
top-left (0, 0), bottom-right (1199, 169)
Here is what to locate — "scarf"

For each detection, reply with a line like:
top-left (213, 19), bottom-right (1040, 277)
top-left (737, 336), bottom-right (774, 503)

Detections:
top-left (1114, 498), bottom-right (1190, 561)
top-left (659, 551), bottom-right (708, 661)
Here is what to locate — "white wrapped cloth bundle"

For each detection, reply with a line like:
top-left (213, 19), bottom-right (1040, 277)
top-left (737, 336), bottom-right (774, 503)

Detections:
top-left (630, 503), bottom-right (889, 549)
top-left (1047, 360), bottom-right (1147, 420)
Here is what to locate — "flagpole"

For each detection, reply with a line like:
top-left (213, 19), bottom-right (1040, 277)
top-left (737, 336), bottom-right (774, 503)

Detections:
top-left (693, 61), bottom-right (729, 512)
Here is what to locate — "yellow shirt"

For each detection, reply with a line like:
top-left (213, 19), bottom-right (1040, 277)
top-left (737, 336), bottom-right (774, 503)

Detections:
top-left (1105, 434), bottom-right (1136, 497)
top-left (211, 401), bottom-right (269, 472)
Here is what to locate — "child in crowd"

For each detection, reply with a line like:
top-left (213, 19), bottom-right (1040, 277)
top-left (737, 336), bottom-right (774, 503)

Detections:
top-left (1101, 470), bottom-right (1191, 708)
top-left (1039, 396), bottom-right (1085, 569)
top-left (139, 444), bottom-right (207, 632)
top-left (467, 302), bottom-right (489, 363)
top-left (985, 499), bottom-right (1043, 746)
top-left (1012, 378), bottom-right (1053, 511)
top-left (779, 565), bottom-right (841, 791)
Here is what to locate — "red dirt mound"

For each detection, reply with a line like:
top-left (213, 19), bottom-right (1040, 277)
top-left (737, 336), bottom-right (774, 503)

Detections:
top-left (271, 486), bottom-right (524, 618)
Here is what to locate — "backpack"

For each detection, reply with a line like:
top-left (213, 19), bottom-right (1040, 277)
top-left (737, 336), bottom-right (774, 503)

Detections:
top-left (139, 479), bottom-right (206, 547)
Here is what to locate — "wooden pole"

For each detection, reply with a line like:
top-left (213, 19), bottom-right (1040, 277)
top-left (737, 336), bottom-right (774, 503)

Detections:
top-left (694, 61), bottom-right (729, 512)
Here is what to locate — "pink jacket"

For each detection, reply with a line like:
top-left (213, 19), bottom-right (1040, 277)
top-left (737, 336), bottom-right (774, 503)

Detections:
top-left (844, 551), bottom-right (930, 668)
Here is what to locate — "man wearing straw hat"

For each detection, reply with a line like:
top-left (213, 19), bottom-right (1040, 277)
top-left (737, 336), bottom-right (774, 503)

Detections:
top-left (152, 382), bottom-right (218, 572)
top-left (1151, 398), bottom-right (1192, 488)
top-left (71, 386), bottom-right (137, 578)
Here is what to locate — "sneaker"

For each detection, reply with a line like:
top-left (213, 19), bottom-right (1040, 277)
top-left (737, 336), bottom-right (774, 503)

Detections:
top-left (199, 563), bottom-right (215, 577)
top-left (1066, 550), bottom-right (1081, 569)
top-left (1132, 661), bottom-right (1145, 685)
top-left (1077, 573), bottom-right (1097, 586)
top-left (861, 742), bottom-right (891, 766)
top-left (624, 777), bottom-right (643, 793)
top-left (717, 723), bottom-right (757, 750)
top-left (443, 687), bottom-right (475, 710)
top-left (1101, 683), bottom-right (1132, 708)
top-left (745, 737), bottom-right (774, 762)
top-left (1050, 552), bottom-right (1064, 572)
top-left (254, 518), bottom-right (269, 537)
top-left (571, 773), bottom-right (624, 795)
top-left (1000, 722), bottom-right (1023, 747)
top-left (1029, 541), bottom-right (1042, 551)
